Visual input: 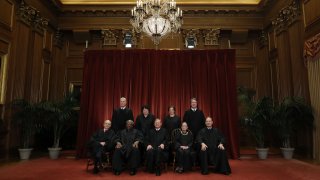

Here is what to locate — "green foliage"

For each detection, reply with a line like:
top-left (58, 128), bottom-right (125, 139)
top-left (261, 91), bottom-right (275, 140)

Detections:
top-left (11, 100), bottom-right (43, 149)
top-left (274, 97), bottom-right (314, 148)
top-left (238, 87), bottom-right (274, 148)
top-left (39, 94), bottom-right (79, 148)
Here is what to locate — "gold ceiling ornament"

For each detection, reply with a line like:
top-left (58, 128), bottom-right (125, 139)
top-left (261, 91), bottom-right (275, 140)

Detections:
top-left (130, 0), bottom-right (183, 46)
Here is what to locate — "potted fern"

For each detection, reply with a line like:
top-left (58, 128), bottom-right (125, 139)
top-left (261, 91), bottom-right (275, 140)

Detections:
top-left (40, 94), bottom-right (78, 159)
top-left (238, 88), bottom-right (274, 159)
top-left (12, 100), bottom-right (41, 160)
top-left (274, 97), bottom-right (314, 159)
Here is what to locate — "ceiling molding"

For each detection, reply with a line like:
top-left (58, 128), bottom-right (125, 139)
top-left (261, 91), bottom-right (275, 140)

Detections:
top-left (58, 0), bottom-right (262, 5)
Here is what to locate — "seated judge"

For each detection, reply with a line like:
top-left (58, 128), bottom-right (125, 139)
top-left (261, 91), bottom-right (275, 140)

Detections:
top-left (112, 120), bottom-right (143, 176)
top-left (145, 119), bottom-right (169, 176)
top-left (174, 122), bottom-right (193, 173)
top-left (197, 117), bottom-right (231, 175)
top-left (88, 120), bottom-right (116, 174)
top-left (111, 97), bottom-right (134, 133)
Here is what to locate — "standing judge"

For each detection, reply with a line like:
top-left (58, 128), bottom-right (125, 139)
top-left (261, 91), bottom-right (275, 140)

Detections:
top-left (88, 120), bottom-right (116, 174)
top-left (112, 120), bottom-right (143, 176)
top-left (163, 106), bottom-right (181, 164)
top-left (145, 119), bottom-right (169, 176)
top-left (197, 117), bottom-right (231, 175)
top-left (135, 105), bottom-right (155, 137)
top-left (183, 98), bottom-right (205, 138)
top-left (111, 97), bottom-right (134, 133)
top-left (163, 106), bottom-right (181, 138)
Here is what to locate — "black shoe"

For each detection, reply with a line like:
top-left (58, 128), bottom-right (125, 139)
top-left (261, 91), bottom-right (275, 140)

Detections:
top-left (223, 172), bottom-right (231, 175)
top-left (93, 167), bottom-right (99, 174)
top-left (130, 169), bottom-right (136, 176)
top-left (201, 171), bottom-right (209, 175)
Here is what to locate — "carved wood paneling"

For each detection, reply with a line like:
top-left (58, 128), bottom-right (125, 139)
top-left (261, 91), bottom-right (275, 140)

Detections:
top-left (0, 0), bottom-right (14, 31)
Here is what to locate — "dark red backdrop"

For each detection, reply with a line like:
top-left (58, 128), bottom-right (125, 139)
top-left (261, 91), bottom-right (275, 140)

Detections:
top-left (76, 49), bottom-right (239, 159)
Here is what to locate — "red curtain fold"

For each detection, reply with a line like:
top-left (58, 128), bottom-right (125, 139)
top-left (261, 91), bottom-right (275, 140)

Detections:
top-left (76, 49), bottom-right (239, 159)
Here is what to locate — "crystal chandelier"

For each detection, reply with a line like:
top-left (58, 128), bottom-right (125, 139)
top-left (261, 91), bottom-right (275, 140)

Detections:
top-left (130, 0), bottom-right (183, 45)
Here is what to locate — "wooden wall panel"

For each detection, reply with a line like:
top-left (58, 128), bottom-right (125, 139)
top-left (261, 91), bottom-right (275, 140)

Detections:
top-left (236, 65), bottom-right (256, 89)
top-left (275, 31), bottom-right (293, 99)
top-left (0, 0), bottom-right (14, 31)
top-left (303, 0), bottom-right (320, 28)
top-left (28, 33), bottom-right (44, 103)
top-left (255, 45), bottom-right (271, 98)
top-left (288, 22), bottom-right (310, 99)
top-left (11, 22), bottom-right (30, 100)
top-left (41, 62), bottom-right (51, 101)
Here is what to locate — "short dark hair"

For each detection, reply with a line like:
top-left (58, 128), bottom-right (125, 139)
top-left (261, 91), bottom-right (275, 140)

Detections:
top-left (168, 105), bottom-right (176, 112)
top-left (141, 104), bottom-right (150, 112)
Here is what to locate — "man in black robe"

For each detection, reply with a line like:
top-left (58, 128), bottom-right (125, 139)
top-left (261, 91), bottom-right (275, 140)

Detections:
top-left (197, 117), bottom-right (231, 175)
top-left (174, 122), bottom-right (193, 173)
top-left (145, 119), bottom-right (169, 176)
top-left (163, 106), bottom-right (181, 164)
top-left (183, 98), bottom-right (205, 138)
top-left (112, 120), bottom-right (143, 176)
top-left (88, 120), bottom-right (116, 174)
top-left (111, 97), bottom-right (134, 133)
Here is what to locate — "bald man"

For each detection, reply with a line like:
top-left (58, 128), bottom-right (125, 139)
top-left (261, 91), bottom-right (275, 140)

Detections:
top-left (145, 119), bottom-right (169, 176)
top-left (88, 120), bottom-right (116, 174)
top-left (112, 120), bottom-right (143, 176)
top-left (112, 97), bottom-right (134, 133)
top-left (197, 117), bottom-right (231, 175)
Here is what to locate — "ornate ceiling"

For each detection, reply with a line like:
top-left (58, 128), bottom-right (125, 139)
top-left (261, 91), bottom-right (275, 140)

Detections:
top-left (58, 0), bottom-right (262, 5)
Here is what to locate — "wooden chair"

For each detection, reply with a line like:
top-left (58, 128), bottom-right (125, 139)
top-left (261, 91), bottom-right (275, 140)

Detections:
top-left (86, 151), bottom-right (112, 172)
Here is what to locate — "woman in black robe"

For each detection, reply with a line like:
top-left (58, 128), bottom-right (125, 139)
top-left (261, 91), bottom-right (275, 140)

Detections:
top-left (174, 122), bottom-right (193, 173)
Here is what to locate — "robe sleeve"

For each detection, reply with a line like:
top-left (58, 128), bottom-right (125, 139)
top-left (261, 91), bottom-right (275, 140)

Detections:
top-left (135, 129), bottom-right (144, 143)
top-left (174, 132), bottom-right (182, 149)
top-left (187, 134), bottom-right (193, 148)
top-left (217, 129), bottom-right (226, 145)
top-left (196, 129), bottom-right (205, 144)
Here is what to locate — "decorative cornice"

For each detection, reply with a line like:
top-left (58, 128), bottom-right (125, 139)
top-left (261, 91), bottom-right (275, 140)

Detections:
top-left (181, 28), bottom-right (222, 47)
top-left (59, 9), bottom-right (263, 18)
top-left (271, 0), bottom-right (300, 35)
top-left (17, 0), bottom-right (49, 34)
top-left (202, 28), bottom-right (221, 46)
top-left (101, 29), bottom-right (120, 46)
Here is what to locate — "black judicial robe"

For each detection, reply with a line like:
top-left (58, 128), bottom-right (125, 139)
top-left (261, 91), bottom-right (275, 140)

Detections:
top-left (163, 115), bottom-right (181, 138)
top-left (135, 114), bottom-right (155, 137)
top-left (112, 128), bottom-right (143, 171)
top-left (145, 128), bottom-right (169, 171)
top-left (89, 129), bottom-right (116, 153)
top-left (183, 109), bottom-right (205, 137)
top-left (197, 127), bottom-right (231, 174)
top-left (174, 131), bottom-right (194, 170)
top-left (111, 108), bottom-right (134, 132)
top-left (88, 129), bottom-right (116, 167)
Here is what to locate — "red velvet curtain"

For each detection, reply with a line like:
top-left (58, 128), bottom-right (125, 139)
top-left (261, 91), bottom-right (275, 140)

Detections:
top-left (76, 49), bottom-right (239, 159)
